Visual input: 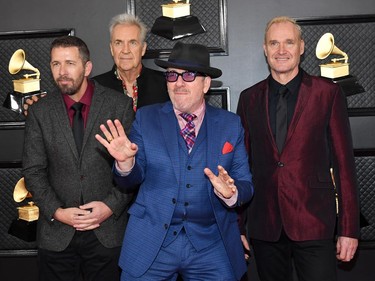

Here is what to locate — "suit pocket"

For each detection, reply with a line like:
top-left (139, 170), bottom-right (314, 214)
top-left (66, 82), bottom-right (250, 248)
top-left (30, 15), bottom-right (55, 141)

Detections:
top-left (308, 173), bottom-right (334, 189)
top-left (218, 153), bottom-right (234, 172)
top-left (128, 202), bottom-right (146, 218)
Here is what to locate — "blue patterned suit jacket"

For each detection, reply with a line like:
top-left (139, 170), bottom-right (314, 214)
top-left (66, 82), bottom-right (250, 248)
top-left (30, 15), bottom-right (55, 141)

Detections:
top-left (115, 101), bottom-right (254, 279)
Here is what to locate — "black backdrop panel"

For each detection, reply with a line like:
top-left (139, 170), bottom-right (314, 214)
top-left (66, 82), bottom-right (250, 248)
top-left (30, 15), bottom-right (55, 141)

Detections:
top-left (0, 29), bottom-right (73, 256)
top-left (296, 15), bottom-right (375, 109)
top-left (296, 16), bottom-right (375, 244)
top-left (205, 87), bottom-right (229, 110)
top-left (0, 168), bottom-right (37, 255)
top-left (128, 0), bottom-right (228, 58)
top-left (0, 29), bottom-right (74, 122)
top-left (0, 122), bottom-right (25, 166)
top-left (356, 156), bottom-right (375, 242)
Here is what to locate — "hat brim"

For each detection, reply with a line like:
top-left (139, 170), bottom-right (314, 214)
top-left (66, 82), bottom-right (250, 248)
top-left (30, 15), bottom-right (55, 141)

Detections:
top-left (155, 59), bottom-right (222, 79)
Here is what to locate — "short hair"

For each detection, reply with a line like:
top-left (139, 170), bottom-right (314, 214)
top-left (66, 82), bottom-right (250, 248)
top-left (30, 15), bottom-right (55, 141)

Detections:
top-left (109, 13), bottom-right (148, 44)
top-left (264, 16), bottom-right (303, 43)
top-left (50, 36), bottom-right (90, 64)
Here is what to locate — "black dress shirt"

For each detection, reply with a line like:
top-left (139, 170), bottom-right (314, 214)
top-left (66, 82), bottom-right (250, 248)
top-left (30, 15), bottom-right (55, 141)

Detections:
top-left (268, 69), bottom-right (303, 139)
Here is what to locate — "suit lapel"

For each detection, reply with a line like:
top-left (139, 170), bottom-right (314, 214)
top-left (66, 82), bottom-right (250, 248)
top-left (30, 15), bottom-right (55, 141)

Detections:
top-left (83, 86), bottom-right (104, 153)
top-left (256, 81), bottom-right (277, 150)
top-left (160, 103), bottom-right (181, 182)
top-left (205, 105), bottom-right (221, 175)
top-left (261, 83), bottom-right (276, 147)
top-left (50, 91), bottom-right (80, 159)
top-left (284, 73), bottom-right (312, 146)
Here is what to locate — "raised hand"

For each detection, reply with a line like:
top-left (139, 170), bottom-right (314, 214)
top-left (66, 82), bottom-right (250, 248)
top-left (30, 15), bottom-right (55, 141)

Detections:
top-left (204, 165), bottom-right (237, 199)
top-left (95, 119), bottom-right (138, 171)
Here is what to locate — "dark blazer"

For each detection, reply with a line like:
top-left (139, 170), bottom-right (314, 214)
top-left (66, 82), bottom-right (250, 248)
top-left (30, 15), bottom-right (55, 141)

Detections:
top-left (114, 102), bottom-right (254, 280)
top-left (23, 81), bottom-right (134, 251)
top-left (92, 65), bottom-right (170, 108)
top-left (237, 71), bottom-right (359, 242)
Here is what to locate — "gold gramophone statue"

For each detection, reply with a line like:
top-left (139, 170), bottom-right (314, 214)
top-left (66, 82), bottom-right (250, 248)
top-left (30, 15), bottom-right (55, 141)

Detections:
top-left (8, 177), bottom-right (39, 241)
top-left (9, 49), bottom-right (41, 93)
top-left (151, 0), bottom-right (205, 40)
top-left (315, 33), bottom-right (364, 96)
top-left (162, 0), bottom-right (191, 18)
top-left (316, 33), bottom-right (349, 79)
top-left (3, 49), bottom-right (46, 114)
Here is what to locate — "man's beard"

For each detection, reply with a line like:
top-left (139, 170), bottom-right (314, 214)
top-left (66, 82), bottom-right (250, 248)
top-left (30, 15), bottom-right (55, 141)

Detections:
top-left (56, 73), bottom-right (85, 96)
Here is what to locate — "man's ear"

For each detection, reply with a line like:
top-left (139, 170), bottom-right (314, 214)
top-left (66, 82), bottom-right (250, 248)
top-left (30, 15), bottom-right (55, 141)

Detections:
top-left (300, 39), bottom-right (305, 56)
top-left (263, 43), bottom-right (268, 57)
top-left (110, 42), bottom-right (114, 57)
top-left (203, 76), bottom-right (212, 94)
top-left (141, 42), bottom-right (147, 57)
top-left (84, 61), bottom-right (93, 77)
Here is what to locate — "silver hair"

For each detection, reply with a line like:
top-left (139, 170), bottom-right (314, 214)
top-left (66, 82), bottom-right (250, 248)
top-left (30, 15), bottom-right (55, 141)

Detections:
top-left (109, 13), bottom-right (148, 44)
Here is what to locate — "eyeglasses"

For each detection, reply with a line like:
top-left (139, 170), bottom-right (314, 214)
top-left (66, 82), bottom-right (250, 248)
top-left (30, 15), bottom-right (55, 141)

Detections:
top-left (164, 71), bottom-right (206, 82)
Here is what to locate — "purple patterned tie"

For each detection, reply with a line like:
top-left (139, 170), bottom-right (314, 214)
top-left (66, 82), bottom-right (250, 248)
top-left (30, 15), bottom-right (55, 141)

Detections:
top-left (179, 113), bottom-right (197, 151)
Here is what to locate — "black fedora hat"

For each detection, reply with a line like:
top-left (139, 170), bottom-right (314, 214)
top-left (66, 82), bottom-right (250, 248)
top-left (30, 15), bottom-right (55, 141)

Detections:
top-left (155, 42), bottom-right (222, 78)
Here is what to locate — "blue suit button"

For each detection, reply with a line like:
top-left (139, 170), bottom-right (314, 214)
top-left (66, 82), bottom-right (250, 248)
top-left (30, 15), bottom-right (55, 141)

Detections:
top-left (172, 198), bottom-right (176, 204)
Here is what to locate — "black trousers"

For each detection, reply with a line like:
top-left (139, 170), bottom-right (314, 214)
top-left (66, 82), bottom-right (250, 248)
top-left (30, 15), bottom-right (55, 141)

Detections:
top-left (38, 231), bottom-right (121, 281)
top-left (252, 231), bottom-right (337, 281)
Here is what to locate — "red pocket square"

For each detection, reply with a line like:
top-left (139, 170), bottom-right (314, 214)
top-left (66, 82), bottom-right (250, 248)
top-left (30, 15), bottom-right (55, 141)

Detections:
top-left (222, 142), bottom-right (234, 154)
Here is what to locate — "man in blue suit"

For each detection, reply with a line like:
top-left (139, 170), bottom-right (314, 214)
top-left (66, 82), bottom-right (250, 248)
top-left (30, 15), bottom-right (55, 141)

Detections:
top-left (96, 42), bottom-right (254, 281)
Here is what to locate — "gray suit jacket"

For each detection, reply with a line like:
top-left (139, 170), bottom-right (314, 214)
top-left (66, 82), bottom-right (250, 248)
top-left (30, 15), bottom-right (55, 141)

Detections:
top-left (23, 81), bottom-right (134, 251)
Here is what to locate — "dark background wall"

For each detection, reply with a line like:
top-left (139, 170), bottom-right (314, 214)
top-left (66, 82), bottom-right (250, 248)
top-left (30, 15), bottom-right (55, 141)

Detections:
top-left (1, 1), bottom-right (374, 281)
top-left (1, 0), bottom-right (374, 111)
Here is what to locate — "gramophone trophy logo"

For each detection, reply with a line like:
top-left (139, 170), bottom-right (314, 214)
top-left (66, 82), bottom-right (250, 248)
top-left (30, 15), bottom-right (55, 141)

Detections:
top-left (13, 177), bottom-right (39, 222)
top-left (8, 177), bottom-right (39, 242)
top-left (4, 49), bottom-right (46, 114)
top-left (315, 33), bottom-right (364, 96)
top-left (162, 0), bottom-right (191, 18)
top-left (151, 0), bottom-right (206, 40)
top-left (316, 33), bottom-right (349, 79)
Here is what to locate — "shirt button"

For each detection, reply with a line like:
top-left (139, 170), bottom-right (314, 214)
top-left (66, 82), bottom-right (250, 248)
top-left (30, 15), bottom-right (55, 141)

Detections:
top-left (186, 184), bottom-right (191, 188)
top-left (184, 202), bottom-right (189, 206)
top-left (187, 166), bottom-right (192, 170)
top-left (164, 224), bottom-right (168, 229)
top-left (277, 161), bottom-right (284, 167)
top-left (173, 231), bottom-right (177, 236)
top-left (172, 198), bottom-right (176, 204)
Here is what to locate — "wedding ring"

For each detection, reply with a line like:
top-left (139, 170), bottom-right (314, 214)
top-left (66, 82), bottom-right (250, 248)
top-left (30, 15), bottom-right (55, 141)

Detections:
top-left (108, 138), bottom-right (113, 143)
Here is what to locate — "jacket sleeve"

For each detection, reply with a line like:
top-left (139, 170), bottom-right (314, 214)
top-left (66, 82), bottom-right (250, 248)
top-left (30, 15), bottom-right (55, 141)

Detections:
top-left (329, 87), bottom-right (360, 238)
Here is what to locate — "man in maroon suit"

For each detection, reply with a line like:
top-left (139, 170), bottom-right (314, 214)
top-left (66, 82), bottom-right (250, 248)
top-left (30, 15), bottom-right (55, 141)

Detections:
top-left (237, 16), bottom-right (359, 281)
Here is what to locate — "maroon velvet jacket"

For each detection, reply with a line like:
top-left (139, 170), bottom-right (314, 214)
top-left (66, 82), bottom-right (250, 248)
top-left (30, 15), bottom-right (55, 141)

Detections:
top-left (237, 71), bottom-right (360, 242)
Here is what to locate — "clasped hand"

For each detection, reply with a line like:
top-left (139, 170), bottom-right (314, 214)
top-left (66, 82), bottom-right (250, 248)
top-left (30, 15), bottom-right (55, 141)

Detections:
top-left (54, 201), bottom-right (113, 231)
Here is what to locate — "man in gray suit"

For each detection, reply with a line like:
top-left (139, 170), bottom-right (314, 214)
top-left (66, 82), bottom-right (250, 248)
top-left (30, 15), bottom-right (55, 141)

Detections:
top-left (23, 36), bottom-right (134, 281)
